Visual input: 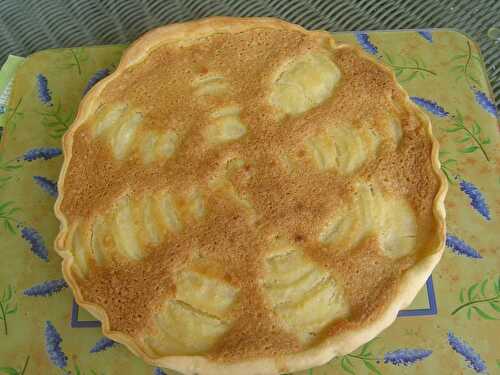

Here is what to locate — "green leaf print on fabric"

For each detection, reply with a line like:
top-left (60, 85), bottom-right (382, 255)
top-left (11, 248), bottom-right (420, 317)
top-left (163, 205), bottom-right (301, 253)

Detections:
top-left (442, 111), bottom-right (490, 161)
top-left (339, 340), bottom-right (384, 375)
top-left (2, 97), bottom-right (24, 133)
top-left (0, 285), bottom-right (18, 335)
top-left (452, 276), bottom-right (500, 320)
top-left (0, 201), bottom-right (21, 234)
top-left (0, 154), bottom-right (22, 191)
top-left (439, 150), bottom-right (458, 184)
top-left (55, 48), bottom-right (89, 76)
top-left (0, 356), bottom-right (29, 375)
top-left (449, 40), bottom-right (482, 87)
top-left (74, 362), bottom-right (107, 375)
top-left (0, 154), bottom-right (22, 172)
top-left (383, 52), bottom-right (436, 82)
top-left (36, 100), bottom-right (75, 139)
top-left (341, 357), bottom-right (356, 375)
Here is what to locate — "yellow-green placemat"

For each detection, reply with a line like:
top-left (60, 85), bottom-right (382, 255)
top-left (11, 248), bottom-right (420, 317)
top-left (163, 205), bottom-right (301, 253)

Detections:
top-left (0, 30), bottom-right (498, 375)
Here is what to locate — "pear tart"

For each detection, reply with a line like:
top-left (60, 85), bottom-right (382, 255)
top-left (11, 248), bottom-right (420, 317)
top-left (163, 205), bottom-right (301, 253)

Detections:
top-left (55, 17), bottom-right (447, 375)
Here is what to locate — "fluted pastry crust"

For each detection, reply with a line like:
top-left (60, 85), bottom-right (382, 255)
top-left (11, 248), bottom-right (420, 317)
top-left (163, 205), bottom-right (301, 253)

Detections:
top-left (54, 17), bottom-right (447, 375)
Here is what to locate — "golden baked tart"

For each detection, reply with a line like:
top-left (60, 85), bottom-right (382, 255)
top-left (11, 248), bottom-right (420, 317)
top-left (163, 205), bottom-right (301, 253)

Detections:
top-left (54, 17), bottom-right (447, 375)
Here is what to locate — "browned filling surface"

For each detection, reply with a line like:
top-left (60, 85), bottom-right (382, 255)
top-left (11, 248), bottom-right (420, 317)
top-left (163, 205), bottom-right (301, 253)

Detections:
top-left (59, 28), bottom-right (440, 360)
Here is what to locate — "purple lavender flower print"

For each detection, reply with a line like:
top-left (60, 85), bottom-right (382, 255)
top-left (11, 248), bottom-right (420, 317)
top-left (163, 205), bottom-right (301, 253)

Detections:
top-left (410, 96), bottom-right (449, 117)
top-left (447, 331), bottom-right (487, 373)
top-left (474, 89), bottom-right (497, 118)
top-left (45, 321), bottom-right (67, 369)
top-left (83, 68), bottom-right (110, 96)
top-left (24, 279), bottom-right (68, 297)
top-left (417, 30), bottom-right (433, 42)
top-left (355, 32), bottom-right (378, 55)
top-left (446, 234), bottom-right (482, 259)
top-left (458, 178), bottom-right (491, 220)
top-left (384, 349), bottom-right (432, 366)
top-left (20, 226), bottom-right (48, 261)
top-left (90, 337), bottom-right (116, 353)
top-left (36, 74), bottom-right (52, 106)
top-left (33, 176), bottom-right (58, 198)
top-left (23, 147), bottom-right (62, 161)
